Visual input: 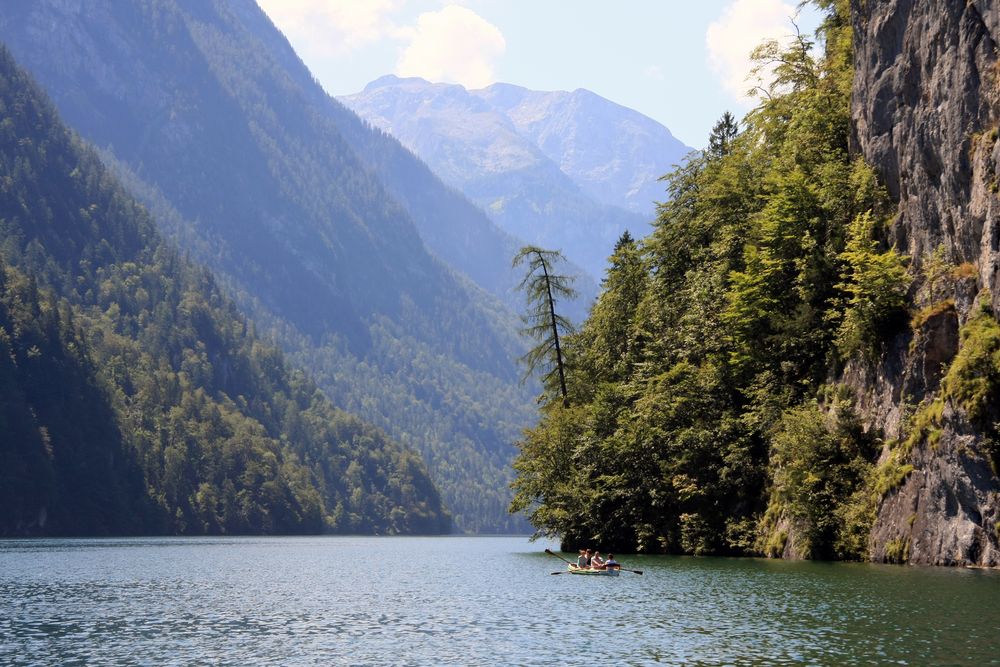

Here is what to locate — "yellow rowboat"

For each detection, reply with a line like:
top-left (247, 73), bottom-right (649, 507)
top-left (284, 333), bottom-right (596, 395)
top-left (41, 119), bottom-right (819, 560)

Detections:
top-left (567, 564), bottom-right (620, 576)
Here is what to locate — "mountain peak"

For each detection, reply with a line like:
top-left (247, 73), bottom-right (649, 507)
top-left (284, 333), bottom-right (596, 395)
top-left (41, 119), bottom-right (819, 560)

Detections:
top-left (346, 77), bottom-right (691, 221)
top-left (477, 81), bottom-right (529, 96)
top-left (364, 73), bottom-right (431, 92)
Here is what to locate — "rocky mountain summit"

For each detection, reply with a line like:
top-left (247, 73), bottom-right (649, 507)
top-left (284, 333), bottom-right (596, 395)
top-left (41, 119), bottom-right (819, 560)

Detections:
top-left (341, 76), bottom-right (691, 278)
top-left (849, 0), bottom-right (1000, 566)
top-left (476, 82), bottom-right (689, 216)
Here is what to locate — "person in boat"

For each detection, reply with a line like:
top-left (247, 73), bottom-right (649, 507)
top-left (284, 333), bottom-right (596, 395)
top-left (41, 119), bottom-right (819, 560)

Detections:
top-left (604, 554), bottom-right (620, 570)
top-left (590, 551), bottom-right (606, 570)
top-left (576, 549), bottom-right (589, 568)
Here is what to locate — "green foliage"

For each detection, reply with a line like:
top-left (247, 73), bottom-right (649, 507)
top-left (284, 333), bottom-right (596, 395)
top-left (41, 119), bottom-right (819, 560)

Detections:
top-left (822, 432), bottom-right (917, 563)
top-left (707, 112), bottom-right (739, 160)
top-left (940, 306), bottom-right (1000, 422)
top-left (836, 211), bottom-right (910, 360)
top-left (510, 0), bottom-right (902, 558)
top-left (759, 401), bottom-right (875, 559)
top-left (900, 397), bottom-right (945, 455)
top-left (0, 261), bottom-right (152, 535)
top-left (0, 46), bottom-right (449, 536)
top-left (764, 531), bottom-right (789, 559)
top-left (513, 246), bottom-right (577, 404)
top-left (922, 244), bottom-right (955, 302)
top-left (884, 537), bottom-right (911, 564)
top-left (874, 460), bottom-right (915, 497)
top-left (833, 485), bottom-right (876, 561)
top-left (508, 403), bottom-right (591, 543)
top-left (570, 232), bottom-right (648, 393)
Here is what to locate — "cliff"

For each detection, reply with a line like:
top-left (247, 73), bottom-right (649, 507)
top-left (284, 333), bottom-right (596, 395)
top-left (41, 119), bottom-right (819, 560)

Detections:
top-left (850, 0), bottom-right (1000, 565)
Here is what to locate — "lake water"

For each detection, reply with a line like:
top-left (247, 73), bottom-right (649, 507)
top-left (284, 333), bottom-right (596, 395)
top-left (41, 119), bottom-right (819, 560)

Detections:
top-left (1, 536), bottom-right (998, 665)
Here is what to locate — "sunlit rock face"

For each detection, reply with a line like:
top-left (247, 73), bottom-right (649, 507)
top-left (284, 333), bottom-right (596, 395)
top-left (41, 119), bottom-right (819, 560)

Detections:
top-left (850, 0), bottom-right (1000, 566)
top-left (474, 82), bottom-right (690, 217)
top-left (342, 76), bottom-right (691, 279)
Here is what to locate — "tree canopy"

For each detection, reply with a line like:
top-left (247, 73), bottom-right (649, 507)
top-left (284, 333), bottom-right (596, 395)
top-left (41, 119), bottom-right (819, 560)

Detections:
top-left (510, 0), bottom-right (912, 558)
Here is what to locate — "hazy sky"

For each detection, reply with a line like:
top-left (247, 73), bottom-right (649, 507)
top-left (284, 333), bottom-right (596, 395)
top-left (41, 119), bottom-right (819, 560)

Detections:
top-left (256, 1), bottom-right (823, 148)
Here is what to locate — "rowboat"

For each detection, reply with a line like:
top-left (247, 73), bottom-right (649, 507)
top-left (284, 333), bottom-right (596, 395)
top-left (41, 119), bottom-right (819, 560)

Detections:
top-left (544, 549), bottom-right (641, 576)
top-left (567, 564), bottom-right (620, 576)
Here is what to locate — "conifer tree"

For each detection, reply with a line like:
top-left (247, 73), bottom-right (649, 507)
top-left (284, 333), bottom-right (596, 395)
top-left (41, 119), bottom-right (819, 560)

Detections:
top-left (707, 111), bottom-right (739, 160)
top-left (576, 231), bottom-right (647, 386)
top-left (512, 246), bottom-right (577, 405)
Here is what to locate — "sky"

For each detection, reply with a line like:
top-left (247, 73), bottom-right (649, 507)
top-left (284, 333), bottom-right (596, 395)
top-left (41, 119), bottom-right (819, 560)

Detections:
top-left (255, 1), bottom-right (823, 149)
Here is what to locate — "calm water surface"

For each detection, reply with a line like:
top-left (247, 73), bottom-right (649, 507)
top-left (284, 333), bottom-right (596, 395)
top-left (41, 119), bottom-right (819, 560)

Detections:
top-left (1, 536), bottom-right (998, 665)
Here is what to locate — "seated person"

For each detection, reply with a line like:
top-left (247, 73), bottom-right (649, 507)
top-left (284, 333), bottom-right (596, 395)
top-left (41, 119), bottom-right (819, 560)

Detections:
top-left (576, 549), bottom-right (588, 568)
top-left (604, 554), bottom-right (620, 570)
top-left (590, 552), bottom-right (606, 569)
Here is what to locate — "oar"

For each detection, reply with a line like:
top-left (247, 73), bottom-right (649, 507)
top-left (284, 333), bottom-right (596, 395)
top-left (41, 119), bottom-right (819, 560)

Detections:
top-left (545, 547), bottom-right (644, 575)
top-left (545, 548), bottom-right (573, 574)
top-left (544, 548), bottom-right (574, 565)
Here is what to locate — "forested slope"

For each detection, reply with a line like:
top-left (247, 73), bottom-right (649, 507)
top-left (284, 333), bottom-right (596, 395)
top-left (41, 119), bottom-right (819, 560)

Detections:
top-left (510, 0), bottom-right (922, 559)
top-left (0, 45), bottom-right (449, 536)
top-left (0, 0), bottom-right (536, 532)
top-left (514, 0), bottom-right (1000, 566)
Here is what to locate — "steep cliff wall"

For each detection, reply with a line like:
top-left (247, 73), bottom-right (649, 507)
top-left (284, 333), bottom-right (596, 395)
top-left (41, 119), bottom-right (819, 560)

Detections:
top-left (851, 0), bottom-right (1000, 565)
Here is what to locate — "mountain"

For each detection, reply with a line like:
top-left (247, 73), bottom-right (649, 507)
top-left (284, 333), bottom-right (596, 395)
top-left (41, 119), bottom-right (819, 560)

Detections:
top-left (0, 0), bottom-right (537, 533)
top-left (475, 83), bottom-right (690, 216)
top-left (341, 76), bottom-right (691, 278)
top-left (0, 44), bottom-right (449, 536)
top-left (313, 78), bottom-right (598, 323)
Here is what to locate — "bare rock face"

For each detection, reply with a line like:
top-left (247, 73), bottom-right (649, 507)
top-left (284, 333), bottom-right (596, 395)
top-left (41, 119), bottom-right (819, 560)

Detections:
top-left (904, 305), bottom-right (960, 398)
top-left (841, 303), bottom-right (959, 442)
top-left (871, 407), bottom-right (1000, 567)
top-left (851, 0), bottom-right (1000, 565)
top-left (852, 0), bottom-right (1000, 274)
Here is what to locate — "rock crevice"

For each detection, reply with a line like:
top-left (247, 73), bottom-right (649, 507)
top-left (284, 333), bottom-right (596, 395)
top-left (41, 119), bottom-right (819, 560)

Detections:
top-left (851, 0), bottom-right (1000, 566)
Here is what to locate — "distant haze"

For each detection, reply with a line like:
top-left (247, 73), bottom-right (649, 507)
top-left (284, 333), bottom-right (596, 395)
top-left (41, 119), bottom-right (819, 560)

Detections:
top-left (257, 0), bottom-right (823, 148)
top-left (343, 76), bottom-right (692, 278)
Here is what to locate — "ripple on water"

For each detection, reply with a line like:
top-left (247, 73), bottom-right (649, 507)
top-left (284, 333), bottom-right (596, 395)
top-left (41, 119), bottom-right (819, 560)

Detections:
top-left (1, 538), bottom-right (1000, 665)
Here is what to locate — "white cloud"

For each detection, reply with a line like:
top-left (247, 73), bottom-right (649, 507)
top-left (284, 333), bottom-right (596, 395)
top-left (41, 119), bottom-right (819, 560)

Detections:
top-left (706, 0), bottom-right (800, 104)
top-left (257, 0), bottom-right (401, 58)
top-left (395, 5), bottom-right (505, 89)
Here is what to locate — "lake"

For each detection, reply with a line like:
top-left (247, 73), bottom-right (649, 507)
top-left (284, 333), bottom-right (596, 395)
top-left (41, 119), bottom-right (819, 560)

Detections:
top-left (1, 536), bottom-right (998, 665)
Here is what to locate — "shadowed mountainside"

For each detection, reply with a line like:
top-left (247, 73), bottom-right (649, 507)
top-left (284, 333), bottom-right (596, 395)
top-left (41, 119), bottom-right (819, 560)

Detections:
top-left (0, 0), bottom-right (542, 533)
top-left (0, 44), bottom-right (450, 537)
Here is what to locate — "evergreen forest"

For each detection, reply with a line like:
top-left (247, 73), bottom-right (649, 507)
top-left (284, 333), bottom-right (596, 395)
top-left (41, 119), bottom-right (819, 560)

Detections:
top-left (0, 0), bottom-right (535, 533)
top-left (0, 46), bottom-right (450, 536)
